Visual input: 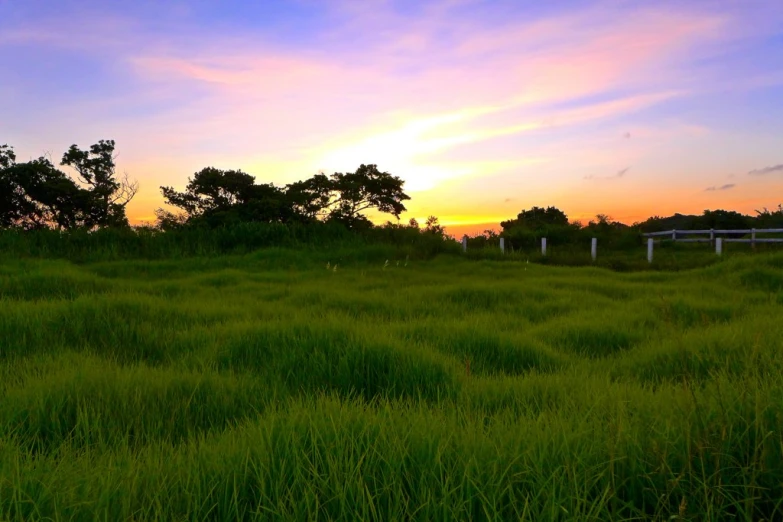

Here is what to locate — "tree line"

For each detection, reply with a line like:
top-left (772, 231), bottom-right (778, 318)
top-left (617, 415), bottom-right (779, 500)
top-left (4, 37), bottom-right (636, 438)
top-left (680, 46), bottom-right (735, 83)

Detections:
top-left (497, 205), bottom-right (783, 235)
top-left (458, 205), bottom-right (783, 252)
top-left (157, 163), bottom-right (410, 230)
top-left (3, 139), bottom-right (780, 242)
top-left (1, 140), bottom-right (415, 232)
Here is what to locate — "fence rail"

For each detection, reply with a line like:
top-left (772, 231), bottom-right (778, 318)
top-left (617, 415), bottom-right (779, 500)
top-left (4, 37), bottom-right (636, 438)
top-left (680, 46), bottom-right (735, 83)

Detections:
top-left (643, 228), bottom-right (783, 243)
top-left (461, 227), bottom-right (783, 264)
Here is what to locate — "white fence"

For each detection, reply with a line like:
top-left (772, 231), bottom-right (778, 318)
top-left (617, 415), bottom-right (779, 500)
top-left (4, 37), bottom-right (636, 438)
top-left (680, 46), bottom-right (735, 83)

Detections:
top-left (642, 228), bottom-right (783, 244)
top-left (641, 228), bottom-right (783, 260)
top-left (462, 227), bottom-right (783, 263)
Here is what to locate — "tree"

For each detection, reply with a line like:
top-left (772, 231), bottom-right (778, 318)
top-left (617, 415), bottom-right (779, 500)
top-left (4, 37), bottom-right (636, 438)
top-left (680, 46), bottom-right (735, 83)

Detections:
top-left (0, 144), bottom-right (15, 169)
top-left (61, 140), bottom-right (137, 227)
top-left (160, 167), bottom-right (290, 226)
top-left (501, 206), bottom-right (570, 231)
top-left (424, 215), bottom-right (444, 235)
top-left (587, 214), bottom-right (628, 232)
top-left (0, 156), bottom-right (91, 230)
top-left (700, 209), bottom-right (749, 231)
top-left (153, 208), bottom-right (189, 231)
top-left (161, 167), bottom-right (257, 217)
top-left (755, 205), bottom-right (783, 228)
top-left (159, 163), bottom-right (409, 229)
top-left (327, 164), bottom-right (410, 227)
top-left (0, 145), bottom-right (20, 228)
top-left (285, 173), bottom-right (334, 222)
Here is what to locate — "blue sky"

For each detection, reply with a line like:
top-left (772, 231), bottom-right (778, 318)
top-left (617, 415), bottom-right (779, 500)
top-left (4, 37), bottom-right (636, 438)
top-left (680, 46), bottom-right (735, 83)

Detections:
top-left (2, 0), bottom-right (782, 230)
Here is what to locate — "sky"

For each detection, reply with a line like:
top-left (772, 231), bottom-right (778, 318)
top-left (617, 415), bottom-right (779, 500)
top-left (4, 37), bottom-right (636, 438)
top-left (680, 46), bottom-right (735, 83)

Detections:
top-left (1, 0), bottom-right (782, 235)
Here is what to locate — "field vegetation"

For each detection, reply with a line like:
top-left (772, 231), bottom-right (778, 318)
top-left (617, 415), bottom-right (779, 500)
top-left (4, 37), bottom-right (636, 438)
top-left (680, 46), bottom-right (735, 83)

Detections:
top-left (3, 138), bottom-right (783, 519)
top-left (2, 247), bottom-right (783, 521)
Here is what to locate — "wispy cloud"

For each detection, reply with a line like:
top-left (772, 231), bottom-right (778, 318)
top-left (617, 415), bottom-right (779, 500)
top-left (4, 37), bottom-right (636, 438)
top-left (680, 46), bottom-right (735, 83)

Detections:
top-left (748, 164), bottom-right (783, 176)
top-left (705, 183), bottom-right (736, 191)
top-left (585, 166), bottom-right (630, 181)
top-left (2, 0), bottom-right (783, 224)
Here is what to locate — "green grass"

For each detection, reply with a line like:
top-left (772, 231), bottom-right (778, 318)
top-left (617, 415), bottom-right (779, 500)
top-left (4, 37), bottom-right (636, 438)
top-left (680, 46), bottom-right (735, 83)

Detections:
top-left (1, 248), bottom-right (783, 520)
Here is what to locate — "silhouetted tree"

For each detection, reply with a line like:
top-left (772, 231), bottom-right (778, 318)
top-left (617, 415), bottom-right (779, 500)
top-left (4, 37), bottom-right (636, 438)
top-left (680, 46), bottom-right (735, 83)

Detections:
top-left (160, 163), bottom-right (409, 229)
top-left (161, 167), bottom-right (253, 216)
top-left (61, 140), bottom-right (137, 227)
top-left (501, 206), bottom-right (569, 231)
top-left (327, 164), bottom-right (409, 227)
top-left (285, 173), bottom-right (334, 222)
top-left (755, 205), bottom-right (783, 228)
top-left (700, 209), bottom-right (750, 231)
top-left (0, 156), bottom-right (91, 230)
top-left (0, 144), bottom-right (15, 169)
top-left (161, 167), bottom-right (291, 226)
top-left (587, 214), bottom-right (628, 232)
top-left (153, 208), bottom-right (189, 231)
top-left (424, 216), bottom-right (444, 235)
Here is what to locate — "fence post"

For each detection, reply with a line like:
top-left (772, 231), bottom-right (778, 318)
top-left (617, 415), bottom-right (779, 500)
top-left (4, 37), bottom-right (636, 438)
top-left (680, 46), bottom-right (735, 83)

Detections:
top-left (541, 237), bottom-right (547, 256)
top-left (462, 235), bottom-right (467, 252)
top-left (716, 237), bottom-right (723, 256)
top-left (499, 237), bottom-right (505, 254)
top-left (710, 228), bottom-right (714, 246)
top-left (671, 229), bottom-right (676, 241)
top-left (752, 228), bottom-right (756, 250)
top-left (647, 238), bottom-right (654, 264)
top-left (591, 237), bottom-right (597, 261)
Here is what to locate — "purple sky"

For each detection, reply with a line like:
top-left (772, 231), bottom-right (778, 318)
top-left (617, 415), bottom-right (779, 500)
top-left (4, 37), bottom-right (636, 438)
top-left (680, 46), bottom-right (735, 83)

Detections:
top-left (2, 0), bottom-right (782, 230)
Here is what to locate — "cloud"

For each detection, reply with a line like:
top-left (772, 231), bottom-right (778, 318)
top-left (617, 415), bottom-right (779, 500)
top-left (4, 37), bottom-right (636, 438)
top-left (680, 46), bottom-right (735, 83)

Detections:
top-left (585, 166), bottom-right (630, 180)
top-left (3, 0), bottom-right (781, 225)
top-left (705, 183), bottom-right (736, 191)
top-left (748, 164), bottom-right (783, 176)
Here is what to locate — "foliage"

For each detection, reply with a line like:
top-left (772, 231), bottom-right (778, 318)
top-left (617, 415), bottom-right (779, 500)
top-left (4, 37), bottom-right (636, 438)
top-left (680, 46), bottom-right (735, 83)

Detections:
top-left (0, 156), bottom-right (92, 230)
top-left (0, 141), bottom-right (137, 230)
top-left (160, 163), bottom-right (410, 229)
top-left (500, 205), bottom-right (570, 230)
top-left (60, 139), bottom-right (138, 228)
top-left (0, 220), bottom-right (459, 262)
top-left (754, 204), bottom-right (783, 228)
top-left (327, 164), bottom-right (410, 227)
top-left (1, 252), bottom-right (783, 520)
top-left (632, 208), bottom-right (780, 233)
top-left (285, 173), bottom-right (334, 222)
top-left (423, 215), bottom-right (445, 235)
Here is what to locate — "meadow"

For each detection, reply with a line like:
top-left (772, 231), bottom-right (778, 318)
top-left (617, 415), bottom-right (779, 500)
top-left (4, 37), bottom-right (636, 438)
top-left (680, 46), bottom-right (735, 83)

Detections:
top-left (1, 246), bottom-right (782, 521)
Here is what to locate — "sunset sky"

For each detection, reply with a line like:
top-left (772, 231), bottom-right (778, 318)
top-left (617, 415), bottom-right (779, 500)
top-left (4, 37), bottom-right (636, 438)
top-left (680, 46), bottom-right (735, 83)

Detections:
top-left (2, 0), bottom-right (782, 235)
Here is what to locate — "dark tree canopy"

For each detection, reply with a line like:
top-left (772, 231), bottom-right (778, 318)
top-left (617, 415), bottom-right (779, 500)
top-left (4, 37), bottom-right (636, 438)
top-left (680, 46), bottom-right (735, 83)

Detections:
top-left (159, 163), bottom-right (410, 229)
top-left (161, 167), bottom-right (291, 226)
top-left (162, 168), bottom-right (258, 216)
top-left (61, 139), bottom-right (137, 228)
top-left (0, 157), bottom-right (91, 230)
top-left (501, 206), bottom-right (570, 231)
top-left (755, 205), bottom-right (783, 228)
top-left (0, 140), bottom-right (137, 230)
top-left (0, 144), bottom-right (16, 169)
top-left (285, 173), bottom-right (333, 222)
top-left (327, 164), bottom-right (410, 226)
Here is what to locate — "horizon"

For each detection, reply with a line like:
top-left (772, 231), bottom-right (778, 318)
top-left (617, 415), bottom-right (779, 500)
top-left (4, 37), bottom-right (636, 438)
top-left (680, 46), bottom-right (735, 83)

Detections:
top-left (2, 0), bottom-right (782, 229)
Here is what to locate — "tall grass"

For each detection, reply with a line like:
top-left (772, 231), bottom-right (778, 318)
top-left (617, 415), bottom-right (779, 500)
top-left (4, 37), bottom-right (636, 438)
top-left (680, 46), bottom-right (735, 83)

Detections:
top-left (1, 250), bottom-right (782, 520)
top-left (0, 222), bottom-right (460, 263)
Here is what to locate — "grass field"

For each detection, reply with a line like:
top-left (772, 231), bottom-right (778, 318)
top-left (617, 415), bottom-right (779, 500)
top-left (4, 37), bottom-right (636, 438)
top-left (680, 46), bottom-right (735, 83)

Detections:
top-left (1, 248), bottom-right (783, 521)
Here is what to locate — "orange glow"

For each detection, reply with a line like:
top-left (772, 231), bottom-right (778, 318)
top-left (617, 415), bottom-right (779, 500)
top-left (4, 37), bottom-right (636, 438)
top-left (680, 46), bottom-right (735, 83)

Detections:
top-left (19, 1), bottom-right (774, 231)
